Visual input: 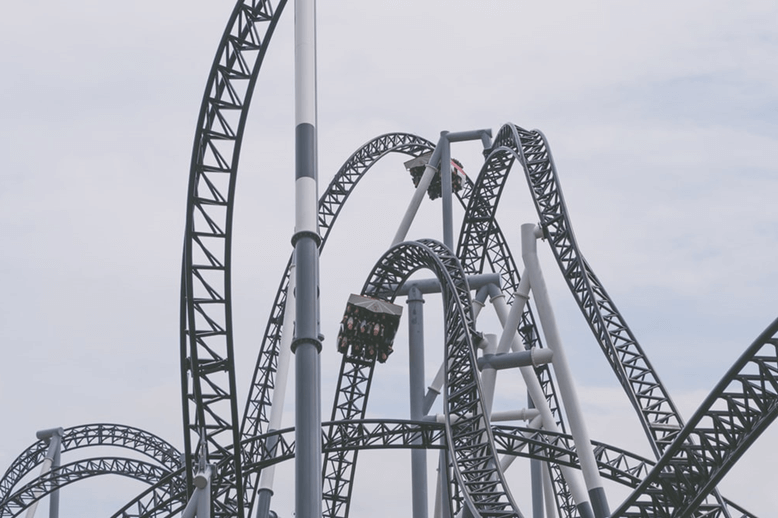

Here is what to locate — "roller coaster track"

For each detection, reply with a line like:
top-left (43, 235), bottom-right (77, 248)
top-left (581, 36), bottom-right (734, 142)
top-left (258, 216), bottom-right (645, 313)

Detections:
top-left (615, 317), bottom-right (778, 518)
top-left (0, 424), bottom-right (180, 504)
top-left (239, 133), bottom-right (436, 511)
top-left (179, 1), bottom-right (287, 516)
top-left (4, 0), bottom-right (773, 509)
top-left (0, 457), bottom-right (176, 518)
top-left (112, 419), bottom-right (656, 518)
top-left (460, 123), bottom-right (753, 516)
top-left (324, 239), bottom-right (522, 518)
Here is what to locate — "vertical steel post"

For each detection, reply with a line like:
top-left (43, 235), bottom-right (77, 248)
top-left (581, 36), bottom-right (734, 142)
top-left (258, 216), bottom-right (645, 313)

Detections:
top-left (407, 286), bottom-right (428, 518)
top-left (529, 394), bottom-right (544, 518)
top-left (293, 0), bottom-right (322, 517)
top-left (439, 132), bottom-right (453, 250)
top-left (26, 428), bottom-right (62, 518)
top-left (521, 224), bottom-right (609, 518)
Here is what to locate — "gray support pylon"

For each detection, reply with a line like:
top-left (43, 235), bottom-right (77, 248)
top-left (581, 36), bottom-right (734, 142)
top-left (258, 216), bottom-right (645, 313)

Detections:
top-left (293, 0), bottom-right (322, 517)
top-left (542, 463), bottom-right (558, 518)
top-left (182, 488), bottom-right (202, 518)
top-left (480, 334), bottom-right (499, 417)
top-left (407, 286), bottom-right (428, 518)
top-left (196, 466), bottom-right (213, 518)
top-left (439, 132), bottom-right (454, 250)
top-left (396, 273), bottom-right (500, 297)
top-left (530, 395), bottom-right (544, 518)
top-left (421, 283), bottom-right (494, 416)
top-left (434, 446), bottom-right (452, 518)
top-left (25, 428), bottom-right (63, 518)
top-left (48, 431), bottom-right (61, 518)
top-left (521, 224), bottom-right (609, 518)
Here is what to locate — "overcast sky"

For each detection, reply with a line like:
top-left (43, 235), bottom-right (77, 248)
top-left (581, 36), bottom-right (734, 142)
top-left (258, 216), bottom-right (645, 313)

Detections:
top-left (1, 1), bottom-right (777, 516)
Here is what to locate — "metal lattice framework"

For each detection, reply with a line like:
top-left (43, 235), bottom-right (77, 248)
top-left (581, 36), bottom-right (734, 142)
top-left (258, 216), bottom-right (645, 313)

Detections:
top-left (4, 2), bottom-right (777, 517)
top-left (615, 317), bottom-right (778, 517)
top-left (0, 424), bottom-right (180, 504)
top-left (1, 457), bottom-right (176, 518)
top-left (179, 2), bottom-right (287, 517)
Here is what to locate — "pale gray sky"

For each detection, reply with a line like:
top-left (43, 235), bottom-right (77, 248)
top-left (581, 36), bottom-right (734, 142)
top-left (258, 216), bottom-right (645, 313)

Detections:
top-left (1, 1), bottom-right (777, 516)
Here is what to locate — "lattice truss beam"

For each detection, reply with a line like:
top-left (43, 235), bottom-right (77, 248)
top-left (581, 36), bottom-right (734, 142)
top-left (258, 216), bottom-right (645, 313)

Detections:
top-left (615, 318), bottom-right (778, 518)
top-left (179, 2), bottom-right (286, 517)
top-left (110, 419), bottom-right (658, 518)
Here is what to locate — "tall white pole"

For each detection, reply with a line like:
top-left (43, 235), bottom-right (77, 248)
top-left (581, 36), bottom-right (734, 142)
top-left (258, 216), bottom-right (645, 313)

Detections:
top-left (521, 224), bottom-right (609, 518)
top-left (293, 0), bottom-right (322, 517)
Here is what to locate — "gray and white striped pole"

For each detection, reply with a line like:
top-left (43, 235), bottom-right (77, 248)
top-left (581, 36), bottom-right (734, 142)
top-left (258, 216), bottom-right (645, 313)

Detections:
top-left (293, 0), bottom-right (322, 517)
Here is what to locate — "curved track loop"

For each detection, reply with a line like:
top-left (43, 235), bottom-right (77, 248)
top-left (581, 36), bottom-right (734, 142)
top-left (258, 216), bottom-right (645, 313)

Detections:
top-left (117, 416), bottom-right (658, 518)
top-left (179, 1), bottom-right (288, 516)
top-left (239, 133), bottom-right (435, 510)
top-left (458, 134), bottom-right (579, 516)
top-left (1, 457), bottom-right (174, 518)
top-left (323, 239), bottom-right (521, 518)
top-left (615, 316), bottom-right (778, 518)
top-left (463, 122), bottom-right (683, 456)
top-left (0, 424), bottom-right (180, 504)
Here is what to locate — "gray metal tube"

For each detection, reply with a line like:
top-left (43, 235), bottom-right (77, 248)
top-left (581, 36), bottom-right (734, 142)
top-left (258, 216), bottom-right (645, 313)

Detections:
top-left (293, 0), bottom-right (322, 516)
top-left (542, 463), bottom-right (558, 518)
top-left (181, 488), bottom-right (201, 518)
top-left (26, 428), bottom-right (63, 518)
top-left (408, 286), bottom-right (428, 518)
top-left (521, 224), bottom-right (608, 518)
top-left (477, 349), bottom-right (554, 371)
top-left (395, 273), bottom-right (500, 297)
top-left (530, 394), bottom-right (544, 518)
top-left (439, 132), bottom-right (454, 250)
top-left (445, 129), bottom-right (492, 143)
top-left (49, 441), bottom-right (60, 518)
top-left (480, 334), bottom-right (498, 417)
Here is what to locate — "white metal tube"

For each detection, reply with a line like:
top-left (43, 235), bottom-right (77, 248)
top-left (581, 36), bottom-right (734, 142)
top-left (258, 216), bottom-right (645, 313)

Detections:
top-left (24, 458), bottom-right (53, 518)
top-left (490, 290), bottom-right (592, 515)
top-left (258, 265), bottom-right (296, 494)
top-left (392, 150), bottom-right (441, 246)
top-left (521, 224), bottom-right (609, 518)
top-left (480, 333), bottom-right (498, 417)
top-left (181, 487), bottom-right (201, 518)
top-left (499, 414), bottom-right (543, 471)
top-left (496, 273), bottom-right (530, 355)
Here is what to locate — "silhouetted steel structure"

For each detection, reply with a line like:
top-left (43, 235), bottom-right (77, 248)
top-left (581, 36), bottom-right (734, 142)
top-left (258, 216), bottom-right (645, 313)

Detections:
top-left (2, 2), bottom-right (777, 518)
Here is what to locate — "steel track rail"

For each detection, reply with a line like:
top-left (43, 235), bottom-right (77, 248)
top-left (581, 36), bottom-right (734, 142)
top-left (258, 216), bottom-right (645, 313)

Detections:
top-left (458, 137), bottom-right (578, 517)
top-left (615, 317), bottom-right (778, 518)
top-left (0, 457), bottom-right (176, 518)
top-left (179, 1), bottom-right (287, 516)
top-left (323, 240), bottom-right (522, 518)
top-left (109, 419), bottom-right (657, 518)
top-left (239, 133), bottom-right (435, 511)
top-left (0, 424), bottom-right (180, 504)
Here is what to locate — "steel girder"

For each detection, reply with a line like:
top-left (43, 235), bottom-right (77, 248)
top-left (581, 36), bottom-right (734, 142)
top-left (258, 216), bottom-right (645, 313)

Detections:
top-left (614, 317), bottom-right (778, 518)
top-left (111, 418), bottom-right (659, 518)
top-left (0, 424), bottom-right (180, 504)
top-left (0, 457), bottom-right (176, 518)
top-left (322, 240), bottom-right (522, 518)
top-left (457, 138), bottom-right (578, 517)
top-left (179, 1), bottom-right (287, 517)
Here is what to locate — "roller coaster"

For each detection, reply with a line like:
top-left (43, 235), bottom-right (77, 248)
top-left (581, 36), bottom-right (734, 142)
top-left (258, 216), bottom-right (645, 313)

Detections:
top-left (2, 1), bottom-right (777, 517)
